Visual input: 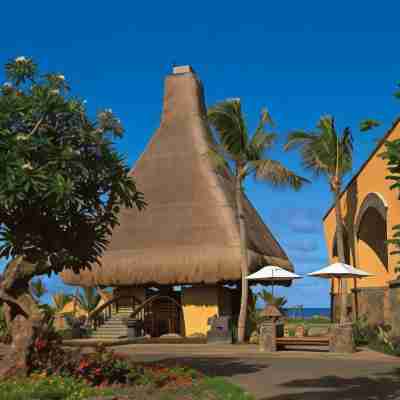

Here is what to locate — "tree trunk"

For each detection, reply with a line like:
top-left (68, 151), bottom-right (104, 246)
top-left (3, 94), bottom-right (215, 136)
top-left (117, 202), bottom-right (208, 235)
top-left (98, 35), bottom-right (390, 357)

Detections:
top-left (236, 175), bottom-right (249, 343)
top-left (333, 188), bottom-right (348, 324)
top-left (0, 257), bottom-right (44, 377)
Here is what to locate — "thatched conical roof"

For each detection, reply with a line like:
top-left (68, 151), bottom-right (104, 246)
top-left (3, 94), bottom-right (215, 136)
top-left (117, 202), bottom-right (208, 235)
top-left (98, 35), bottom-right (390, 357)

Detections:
top-left (61, 66), bottom-right (293, 287)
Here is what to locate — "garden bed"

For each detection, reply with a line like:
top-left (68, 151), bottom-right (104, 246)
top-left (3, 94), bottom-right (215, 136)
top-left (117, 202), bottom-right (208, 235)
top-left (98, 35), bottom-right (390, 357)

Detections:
top-left (0, 369), bottom-right (253, 400)
top-left (0, 336), bottom-right (253, 400)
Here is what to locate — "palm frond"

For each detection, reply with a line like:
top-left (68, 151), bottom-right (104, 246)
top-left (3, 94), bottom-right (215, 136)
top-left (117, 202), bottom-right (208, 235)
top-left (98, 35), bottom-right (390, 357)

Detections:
top-left (286, 116), bottom-right (353, 182)
top-left (52, 292), bottom-right (73, 312)
top-left (284, 131), bottom-right (316, 151)
top-left (207, 99), bottom-right (248, 158)
top-left (78, 287), bottom-right (100, 313)
top-left (203, 148), bottom-right (231, 173)
top-left (252, 159), bottom-right (310, 190)
top-left (339, 127), bottom-right (353, 176)
top-left (258, 290), bottom-right (287, 308)
top-left (30, 278), bottom-right (47, 299)
top-left (360, 119), bottom-right (381, 132)
top-left (247, 132), bottom-right (276, 160)
top-left (318, 115), bottom-right (335, 134)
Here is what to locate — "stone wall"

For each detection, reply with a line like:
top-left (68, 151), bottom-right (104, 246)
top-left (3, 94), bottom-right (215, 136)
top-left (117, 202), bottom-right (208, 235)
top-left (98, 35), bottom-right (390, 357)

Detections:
top-left (332, 285), bottom-right (400, 333)
top-left (353, 287), bottom-right (387, 326)
top-left (389, 280), bottom-right (400, 336)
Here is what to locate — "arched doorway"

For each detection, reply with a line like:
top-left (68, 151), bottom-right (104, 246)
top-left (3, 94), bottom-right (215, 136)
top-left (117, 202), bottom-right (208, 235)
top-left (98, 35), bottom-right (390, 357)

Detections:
top-left (353, 193), bottom-right (388, 325)
top-left (130, 295), bottom-right (184, 337)
top-left (355, 192), bottom-right (388, 272)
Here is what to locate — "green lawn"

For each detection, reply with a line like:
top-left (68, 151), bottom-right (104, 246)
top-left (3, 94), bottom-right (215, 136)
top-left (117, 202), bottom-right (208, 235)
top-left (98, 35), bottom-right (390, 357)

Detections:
top-left (285, 317), bottom-right (331, 325)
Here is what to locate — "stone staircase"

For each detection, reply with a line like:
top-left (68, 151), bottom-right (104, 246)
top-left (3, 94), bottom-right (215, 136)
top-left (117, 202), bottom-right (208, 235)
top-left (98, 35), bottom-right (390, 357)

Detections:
top-left (90, 306), bottom-right (133, 340)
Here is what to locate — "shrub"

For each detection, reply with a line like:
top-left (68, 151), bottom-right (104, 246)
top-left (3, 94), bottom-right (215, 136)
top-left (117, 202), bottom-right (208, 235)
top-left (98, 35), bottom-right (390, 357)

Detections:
top-left (73, 345), bottom-right (131, 386)
top-left (352, 317), bottom-right (400, 356)
top-left (0, 375), bottom-right (107, 400)
top-left (352, 315), bottom-right (373, 346)
top-left (0, 305), bottom-right (11, 344)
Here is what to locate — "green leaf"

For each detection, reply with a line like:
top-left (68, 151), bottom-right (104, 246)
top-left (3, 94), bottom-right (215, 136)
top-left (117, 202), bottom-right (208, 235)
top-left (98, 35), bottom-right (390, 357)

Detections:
top-left (360, 119), bottom-right (380, 132)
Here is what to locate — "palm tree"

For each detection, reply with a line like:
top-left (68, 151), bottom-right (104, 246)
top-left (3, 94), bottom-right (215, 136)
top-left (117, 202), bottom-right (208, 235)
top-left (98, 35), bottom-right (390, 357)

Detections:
top-left (78, 287), bottom-right (101, 314)
top-left (30, 278), bottom-right (47, 301)
top-left (258, 289), bottom-right (287, 309)
top-left (207, 99), bottom-right (309, 342)
top-left (285, 115), bottom-right (353, 324)
top-left (51, 292), bottom-right (73, 312)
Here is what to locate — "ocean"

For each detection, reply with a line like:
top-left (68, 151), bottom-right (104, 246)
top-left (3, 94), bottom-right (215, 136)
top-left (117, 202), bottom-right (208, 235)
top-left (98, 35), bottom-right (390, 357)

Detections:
top-left (284, 307), bottom-right (331, 319)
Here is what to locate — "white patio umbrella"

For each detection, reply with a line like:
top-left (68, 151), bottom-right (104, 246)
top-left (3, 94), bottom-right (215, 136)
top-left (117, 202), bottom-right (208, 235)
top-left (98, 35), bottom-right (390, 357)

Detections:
top-left (308, 262), bottom-right (373, 322)
top-left (308, 262), bottom-right (373, 279)
top-left (246, 265), bottom-right (302, 296)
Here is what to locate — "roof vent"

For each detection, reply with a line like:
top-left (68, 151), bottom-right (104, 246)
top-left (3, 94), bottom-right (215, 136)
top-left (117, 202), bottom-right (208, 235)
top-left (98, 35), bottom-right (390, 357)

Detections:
top-left (172, 65), bottom-right (193, 74)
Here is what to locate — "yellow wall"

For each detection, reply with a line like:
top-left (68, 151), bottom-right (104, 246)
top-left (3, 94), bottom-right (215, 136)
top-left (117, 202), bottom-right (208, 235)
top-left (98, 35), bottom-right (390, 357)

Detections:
top-left (324, 120), bottom-right (400, 293)
top-left (181, 286), bottom-right (219, 336)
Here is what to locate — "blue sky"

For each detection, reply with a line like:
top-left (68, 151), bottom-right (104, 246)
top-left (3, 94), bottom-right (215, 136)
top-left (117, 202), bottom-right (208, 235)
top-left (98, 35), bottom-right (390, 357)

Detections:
top-left (0, 1), bottom-right (399, 307)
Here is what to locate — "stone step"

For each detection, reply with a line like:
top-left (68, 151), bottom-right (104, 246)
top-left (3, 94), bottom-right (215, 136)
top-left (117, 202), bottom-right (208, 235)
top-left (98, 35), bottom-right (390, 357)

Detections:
top-left (92, 325), bottom-right (127, 332)
top-left (91, 331), bottom-right (127, 336)
top-left (91, 335), bottom-right (127, 340)
top-left (89, 308), bottom-right (139, 339)
top-left (92, 329), bottom-right (127, 334)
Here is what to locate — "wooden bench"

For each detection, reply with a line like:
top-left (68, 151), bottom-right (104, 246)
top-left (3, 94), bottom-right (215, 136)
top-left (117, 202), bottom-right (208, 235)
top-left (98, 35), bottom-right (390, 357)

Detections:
top-left (276, 336), bottom-right (330, 348)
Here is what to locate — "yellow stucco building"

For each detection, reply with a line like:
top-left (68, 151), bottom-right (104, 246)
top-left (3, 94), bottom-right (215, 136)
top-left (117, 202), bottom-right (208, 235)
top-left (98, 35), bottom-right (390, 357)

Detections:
top-left (323, 118), bottom-right (400, 333)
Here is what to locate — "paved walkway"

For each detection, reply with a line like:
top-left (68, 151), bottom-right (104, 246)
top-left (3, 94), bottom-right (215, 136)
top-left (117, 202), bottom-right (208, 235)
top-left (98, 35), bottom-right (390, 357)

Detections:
top-left (112, 344), bottom-right (400, 399)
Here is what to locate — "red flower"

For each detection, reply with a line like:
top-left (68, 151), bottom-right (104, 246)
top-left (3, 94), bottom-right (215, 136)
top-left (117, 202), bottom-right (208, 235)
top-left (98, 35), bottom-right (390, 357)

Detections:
top-left (78, 359), bottom-right (90, 370)
top-left (34, 338), bottom-right (47, 351)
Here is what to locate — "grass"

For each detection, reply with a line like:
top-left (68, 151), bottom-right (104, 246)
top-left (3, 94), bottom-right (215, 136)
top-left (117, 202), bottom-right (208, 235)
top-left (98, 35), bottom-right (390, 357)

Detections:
top-left (285, 317), bottom-right (331, 325)
top-left (0, 375), bottom-right (255, 400)
top-left (0, 375), bottom-right (108, 400)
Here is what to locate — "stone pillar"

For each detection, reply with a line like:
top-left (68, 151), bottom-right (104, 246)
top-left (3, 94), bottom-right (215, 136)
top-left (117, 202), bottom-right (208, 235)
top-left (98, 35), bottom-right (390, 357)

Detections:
top-left (329, 324), bottom-right (355, 353)
top-left (259, 321), bottom-right (283, 352)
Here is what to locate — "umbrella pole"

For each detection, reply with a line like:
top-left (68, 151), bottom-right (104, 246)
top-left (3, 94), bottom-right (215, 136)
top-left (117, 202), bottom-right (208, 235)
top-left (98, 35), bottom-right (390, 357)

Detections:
top-left (271, 268), bottom-right (274, 297)
top-left (338, 278), bottom-right (341, 323)
top-left (353, 278), bottom-right (359, 321)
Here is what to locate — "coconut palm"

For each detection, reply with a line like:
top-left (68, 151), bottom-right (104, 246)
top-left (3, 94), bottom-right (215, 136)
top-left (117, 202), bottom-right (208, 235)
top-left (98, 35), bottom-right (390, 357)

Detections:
top-left (207, 99), bottom-right (309, 342)
top-left (78, 287), bottom-right (101, 314)
top-left (285, 115), bottom-right (353, 324)
top-left (30, 278), bottom-right (47, 301)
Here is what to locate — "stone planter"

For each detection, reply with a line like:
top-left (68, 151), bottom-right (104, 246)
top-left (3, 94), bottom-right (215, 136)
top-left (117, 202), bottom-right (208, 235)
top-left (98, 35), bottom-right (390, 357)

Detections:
top-left (259, 320), bottom-right (283, 352)
top-left (329, 323), bottom-right (355, 353)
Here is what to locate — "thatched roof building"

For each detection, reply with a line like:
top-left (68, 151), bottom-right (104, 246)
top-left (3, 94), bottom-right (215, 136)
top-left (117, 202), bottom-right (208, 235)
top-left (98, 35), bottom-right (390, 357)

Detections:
top-left (61, 65), bottom-right (293, 288)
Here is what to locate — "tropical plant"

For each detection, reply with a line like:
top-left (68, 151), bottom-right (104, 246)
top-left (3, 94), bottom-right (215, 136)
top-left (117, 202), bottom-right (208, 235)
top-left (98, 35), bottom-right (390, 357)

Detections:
top-left (30, 278), bottom-right (47, 300)
top-left (51, 292), bottom-right (73, 312)
top-left (0, 56), bottom-right (146, 376)
top-left (247, 290), bottom-right (262, 334)
top-left (0, 305), bottom-right (7, 335)
top-left (78, 287), bottom-right (101, 314)
top-left (207, 99), bottom-right (309, 342)
top-left (258, 289), bottom-right (287, 309)
top-left (285, 116), bottom-right (353, 324)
